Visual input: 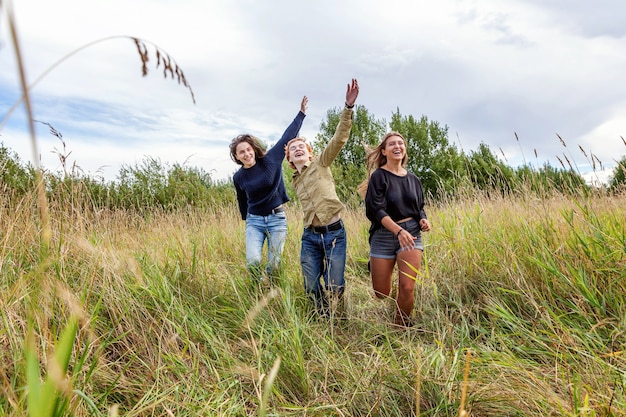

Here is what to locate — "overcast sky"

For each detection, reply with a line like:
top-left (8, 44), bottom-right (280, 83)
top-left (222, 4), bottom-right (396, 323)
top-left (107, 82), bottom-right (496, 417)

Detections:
top-left (1, 0), bottom-right (625, 185)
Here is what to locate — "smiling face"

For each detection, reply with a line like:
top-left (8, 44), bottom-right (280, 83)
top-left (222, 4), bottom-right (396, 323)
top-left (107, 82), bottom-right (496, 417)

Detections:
top-left (286, 137), bottom-right (313, 169)
top-left (229, 134), bottom-right (266, 167)
top-left (382, 134), bottom-right (406, 163)
top-left (235, 141), bottom-right (256, 168)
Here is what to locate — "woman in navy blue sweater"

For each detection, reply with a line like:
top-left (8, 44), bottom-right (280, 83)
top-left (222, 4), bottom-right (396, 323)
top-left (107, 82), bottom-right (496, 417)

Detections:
top-left (229, 96), bottom-right (307, 281)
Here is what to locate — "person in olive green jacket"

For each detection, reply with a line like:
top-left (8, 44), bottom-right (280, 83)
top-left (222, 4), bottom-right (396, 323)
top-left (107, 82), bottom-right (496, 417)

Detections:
top-left (285, 78), bottom-right (359, 317)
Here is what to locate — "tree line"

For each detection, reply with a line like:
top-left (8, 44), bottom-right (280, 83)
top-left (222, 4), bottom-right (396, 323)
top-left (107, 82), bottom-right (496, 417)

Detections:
top-left (1, 106), bottom-right (625, 212)
top-left (313, 106), bottom-right (625, 205)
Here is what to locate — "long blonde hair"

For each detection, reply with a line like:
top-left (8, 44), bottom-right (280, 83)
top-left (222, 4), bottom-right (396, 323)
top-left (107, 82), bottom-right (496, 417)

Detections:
top-left (357, 131), bottom-right (407, 198)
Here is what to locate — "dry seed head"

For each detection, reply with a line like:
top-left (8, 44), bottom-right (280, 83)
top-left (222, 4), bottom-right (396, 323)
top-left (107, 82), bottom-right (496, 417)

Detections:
top-left (499, 147), bottom-right (508, 163)
top-left (133, 38), bottom-right (149, 76)
top-left (132, 37), bottom-right (196, 104)
top-left (563, 153), bottom-right (572, 169)
top-left (556, 155), bottom-right (565, 169)
top-left (592, 153), bottom-right (603, 170)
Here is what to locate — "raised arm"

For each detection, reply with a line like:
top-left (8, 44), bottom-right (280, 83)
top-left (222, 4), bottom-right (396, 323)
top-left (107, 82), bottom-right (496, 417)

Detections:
top-left (318, 79), bottom-right (359, 166)
top-left (267, 96), bottom-right (308, 159)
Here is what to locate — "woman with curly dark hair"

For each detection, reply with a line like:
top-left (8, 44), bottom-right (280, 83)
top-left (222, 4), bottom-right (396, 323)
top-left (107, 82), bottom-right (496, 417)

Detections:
top-left (229, 96), bottom-right (307, 281)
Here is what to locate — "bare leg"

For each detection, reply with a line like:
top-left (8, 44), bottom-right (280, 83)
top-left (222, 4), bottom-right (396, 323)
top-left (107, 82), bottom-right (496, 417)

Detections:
top-left (394, 249), bottom-right (423, 326)
top-left (370, 257), bottom-right (396, 298)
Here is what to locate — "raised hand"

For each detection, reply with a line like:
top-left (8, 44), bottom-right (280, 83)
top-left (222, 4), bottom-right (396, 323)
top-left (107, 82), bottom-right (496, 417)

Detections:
top-left (300, 95), bottom-right (308, 114)
top-left (345, 78), bottom-right (359, 107)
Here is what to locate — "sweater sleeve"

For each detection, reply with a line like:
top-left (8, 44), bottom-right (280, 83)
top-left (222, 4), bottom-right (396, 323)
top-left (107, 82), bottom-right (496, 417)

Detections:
top-left (416, 177), bottom-right (428, 221)
top-left (318, 107), bottom-right (353, 167)
top-left (234, 179), bottom-right (248, 220)
top-left (364, 170), bottom-right (389, 224)
top-left (266, 111), bottom-right (306, 161)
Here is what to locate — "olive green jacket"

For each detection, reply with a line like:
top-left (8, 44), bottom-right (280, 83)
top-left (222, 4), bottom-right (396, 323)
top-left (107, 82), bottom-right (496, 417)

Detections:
top-left (291, 106), bottom-right (354, 227)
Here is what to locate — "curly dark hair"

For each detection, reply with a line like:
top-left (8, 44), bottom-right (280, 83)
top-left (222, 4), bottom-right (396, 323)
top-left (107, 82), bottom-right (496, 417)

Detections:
top-left (229, 134), bottom-right (267, 166)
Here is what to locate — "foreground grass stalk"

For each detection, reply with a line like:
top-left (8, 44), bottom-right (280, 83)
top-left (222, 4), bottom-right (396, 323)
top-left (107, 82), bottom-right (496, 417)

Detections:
top-left (415, 347), bottom-right (422, 417)
top-left (6, 0), bottom-right (51, 256)
top-left (26, 316), bottom-right (79, 417)
top-left (258, 357), bottom-right (281, 417)
top-left (6, 6), bottom-right (62, 415)
top-left (458, 349), bottom-right (471, 417)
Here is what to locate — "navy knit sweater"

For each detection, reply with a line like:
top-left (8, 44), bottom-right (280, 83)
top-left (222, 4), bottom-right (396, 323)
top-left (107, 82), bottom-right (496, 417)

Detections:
top-left (233, 111), bottom-right (306, 219)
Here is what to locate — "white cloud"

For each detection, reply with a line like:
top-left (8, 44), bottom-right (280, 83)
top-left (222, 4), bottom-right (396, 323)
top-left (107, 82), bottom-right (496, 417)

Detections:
top-left (1, 0), bottom-right (625, 184)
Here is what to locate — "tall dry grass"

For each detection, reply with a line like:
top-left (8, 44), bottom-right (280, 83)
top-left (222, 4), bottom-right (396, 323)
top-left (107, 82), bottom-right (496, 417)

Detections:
top-left (1, 184), bottom-right (624, 416)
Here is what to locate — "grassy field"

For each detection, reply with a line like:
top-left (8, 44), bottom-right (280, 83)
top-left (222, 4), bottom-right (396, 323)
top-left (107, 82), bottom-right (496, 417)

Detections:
top-left (0, 188), bottom-right (624, 416)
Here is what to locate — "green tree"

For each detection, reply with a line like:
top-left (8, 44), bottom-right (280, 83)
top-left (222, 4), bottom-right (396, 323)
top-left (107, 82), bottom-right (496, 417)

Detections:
top-left (609, 155), bottom-right (626, 192)
top-left (514, 162), bottom-right (588, 196)
top-left (542, 163), bottom-right (587, 195)
top-left (312, 106), bottom-right (470, 201)
top-left (466, 142), bottom-right (515, 195)
top-left (312, 105), bottom-right (387, 205)
top-left (389, 109), bottom-right (466, 198)
top-left (112, 157), bottom-right (232, 211)
top-left (0, 143), bottom-right (36, 196)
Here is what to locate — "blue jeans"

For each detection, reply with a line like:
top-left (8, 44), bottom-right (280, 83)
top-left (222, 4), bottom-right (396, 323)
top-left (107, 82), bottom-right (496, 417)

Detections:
top-left (245, 212), bottom-right (288, 278)
top-left (300, 221), bottom-right (346, 315)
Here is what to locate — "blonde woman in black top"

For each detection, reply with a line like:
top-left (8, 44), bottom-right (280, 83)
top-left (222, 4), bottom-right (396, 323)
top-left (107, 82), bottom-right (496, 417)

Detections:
top-left (361, 132), bottom-right (431, 327)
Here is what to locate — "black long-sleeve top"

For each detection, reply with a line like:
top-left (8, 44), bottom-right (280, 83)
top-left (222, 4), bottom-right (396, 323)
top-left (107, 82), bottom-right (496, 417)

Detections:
top-left (364, 168), bottom-right (427, 240)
